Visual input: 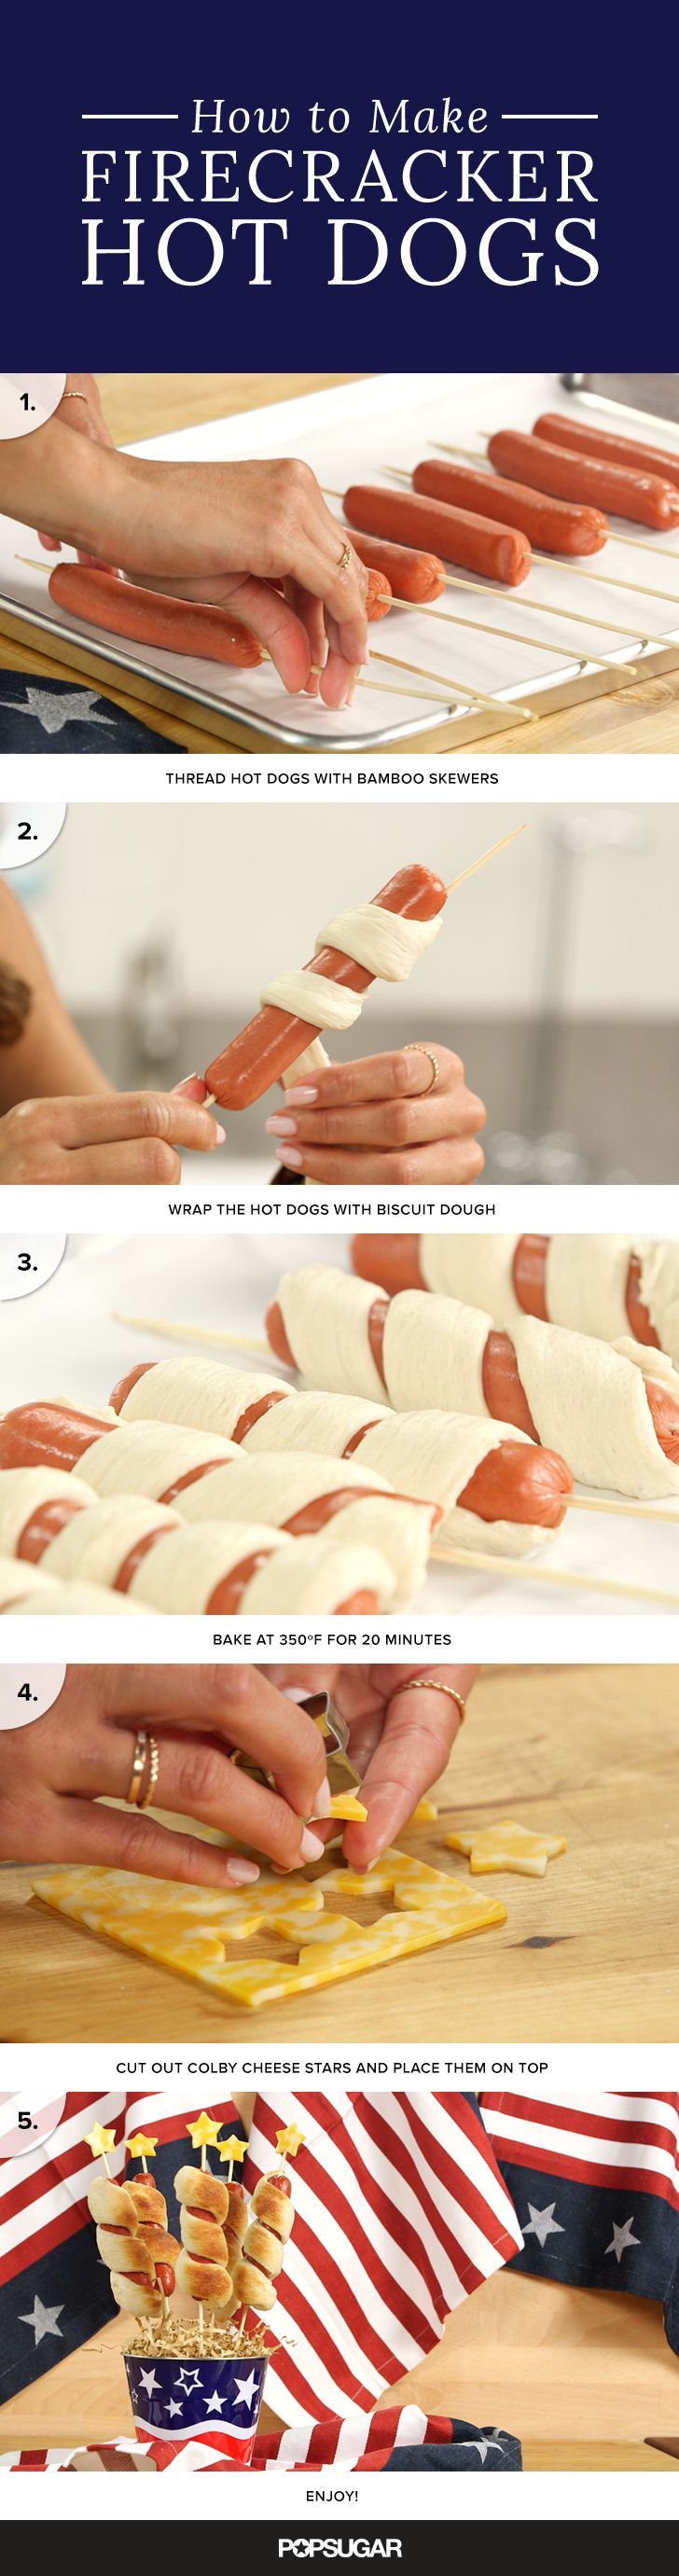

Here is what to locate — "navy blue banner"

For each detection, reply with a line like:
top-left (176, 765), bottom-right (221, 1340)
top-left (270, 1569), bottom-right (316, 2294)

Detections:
top-left (3, 6), bottom-right (675, 368)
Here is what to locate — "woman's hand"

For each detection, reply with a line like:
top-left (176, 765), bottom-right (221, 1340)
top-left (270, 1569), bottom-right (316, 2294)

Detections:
top-left (264, 1047), bottom-right (487, 1182)
top-left (0, 1089), bottom-right (225, 1183)
top-left (7, 383), bottom-right (370, 703)
top-left (0, 1666), bottom-right (331, 1883)
top-left (263, 1663), bottom-right (479, 1865)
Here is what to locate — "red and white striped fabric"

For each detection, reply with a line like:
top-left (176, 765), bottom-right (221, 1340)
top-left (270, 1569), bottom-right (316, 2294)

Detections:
top-left (243, 2090), bottom-right (523, 2424)
top-left (481, 2093), bottom-right (679, 2204)
top-left (1, 2409), bottom-right (490, 2472)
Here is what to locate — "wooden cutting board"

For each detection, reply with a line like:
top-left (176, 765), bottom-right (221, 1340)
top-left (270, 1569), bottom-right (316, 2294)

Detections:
top-left (1, 1664), bottom-right (676, 2042)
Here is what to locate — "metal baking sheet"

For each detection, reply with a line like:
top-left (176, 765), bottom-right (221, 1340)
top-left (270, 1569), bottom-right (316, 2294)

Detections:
top-left (1, 371), bottom-right (678, 750)
top-left (2, 1232), bottom-right (677, 1619)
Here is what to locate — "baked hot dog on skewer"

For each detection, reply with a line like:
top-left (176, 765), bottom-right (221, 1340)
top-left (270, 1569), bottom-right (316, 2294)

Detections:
top-left (231, 2171), bottom-right (294, 2317)
top-left (87, 2176), bottom-right (168, 2321)
top-left (268, 1265), bottom-right (679, 1498)
top-left (109, 1358), bottom-right (572, 1555)
top-left (350, 1234), bottom-right (679, 1363)
top-left (202, 863), bottom-right (448, 1110)
top-left (173, 2166), bottom-right (232, 2310)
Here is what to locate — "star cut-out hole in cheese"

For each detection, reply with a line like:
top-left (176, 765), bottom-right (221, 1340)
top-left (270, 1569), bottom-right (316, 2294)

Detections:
top-left (446, 1819), bottom-right (567, 1878)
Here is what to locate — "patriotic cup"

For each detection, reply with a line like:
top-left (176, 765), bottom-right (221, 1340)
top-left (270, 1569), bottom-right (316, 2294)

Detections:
top-left (124, 2351), bottom-right (269, 2460)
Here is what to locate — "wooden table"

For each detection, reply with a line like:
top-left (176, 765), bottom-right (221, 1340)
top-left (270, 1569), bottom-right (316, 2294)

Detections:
top-left (1, 1665), bottom-right (676, 2042)
top-left (1, 2272), bottom-right (676, 2463)
top-left (2, 373), bottom-right (677, 753)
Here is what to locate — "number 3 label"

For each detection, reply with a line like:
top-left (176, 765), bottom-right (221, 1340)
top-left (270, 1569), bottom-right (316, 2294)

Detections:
top-left (0, 1667), bottom-right (67, 1731)
top-left (0, 1236), bottom-right (66, 1300)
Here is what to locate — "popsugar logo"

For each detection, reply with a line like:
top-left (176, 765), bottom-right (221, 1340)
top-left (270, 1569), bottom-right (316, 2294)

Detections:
top-left (279, 2545), bottom-right (402, 2560)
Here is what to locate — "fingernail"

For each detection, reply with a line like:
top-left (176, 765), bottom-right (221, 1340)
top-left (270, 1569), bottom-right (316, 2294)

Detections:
top-left (173, 1073), bottom-right (208, 1101)
top-left (265, 1114), bottom-right (298, 1136)
top-left (310, 1775), bottom-right (332, 1818)
top-left (300, 1827), bottom-right (326, 1862)
top-left (227, 1857), bottom-right (260, 1885)
top-left (362, 643), bottom-right (370, 664)
top-left (210, 1123), bottom-right (227, 1144)
top-left (279, 1145), bottom-right (302, 1168)
top-left (283, 1086), bottom-right (318, 1106)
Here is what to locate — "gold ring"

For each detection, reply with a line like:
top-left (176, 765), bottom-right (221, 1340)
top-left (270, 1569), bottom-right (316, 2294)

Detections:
top-left (62, 390), bottom-right (89, 404)
top-left (403, 1042), bottom-right (439, 1094)
top-left (126, 1731), bottom-right (148, 1806)
top-left (337, 542), bottom-right (353, 576)
top-left (391, 1678), bottom-right (467, 1725)
top-left (138, 1734), bottom-right (159, 1811)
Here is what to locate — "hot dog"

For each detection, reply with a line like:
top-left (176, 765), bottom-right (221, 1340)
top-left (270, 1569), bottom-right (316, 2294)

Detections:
top-left (486, 432), bottom-right (679, 531)
top-left (0, 1468), bottom-right (96, 1562)
top-left (109, 1356), bottom-right (572, 1542)
top-left (88, 2172), bottom-right (170, 2321)
top-left (202, 862), bottom-right (448, 1111)
top-left (342, 484), bottom-right (532, 585)
top-left (411, 459), bottom-right (607, 556)
top-left (351, 1233), bottom-right (664, 1347)
top-left (48, 564), bottom-right (267, 669)
top-left (533, 412), bottom-right (679, 496)
top-left (348, 531), bottom-right (448, 603)
top-left (269, 1267), bottom-right (679, 1490)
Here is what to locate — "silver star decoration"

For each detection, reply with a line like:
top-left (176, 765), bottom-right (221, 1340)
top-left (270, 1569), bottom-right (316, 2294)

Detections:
top-left (166, 2399), bottom-right (184, 2419)
top-left (19, 2294), bottom-right (64, 2346)
top-left (456, 2436), bottom-right (506, 2462)
top-left (605, 2216), bottom-right (640, 2263)
top-left (138, 2366), bottom-right (161, 2398)
top-left (522, 2200), bottom-right (564, 2249)
top-left (204, 2388), bottom-right (227, 2415)
top-left (233, 2369), bottom-right (259, 2409)
top-left (2, 685), bottom-right (118, 736)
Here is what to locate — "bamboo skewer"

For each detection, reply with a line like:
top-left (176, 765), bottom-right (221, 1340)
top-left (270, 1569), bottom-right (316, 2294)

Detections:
top-left (322, 499), bottom-right (655, 646)
top-left (429, 1544), bottom-right (679, 1608)
top-left (371, 646), bottom-right (534, 720)
top-left (445, 823), bottom-right (526, 891)
top-left (532, 551), bottom-right (679, 608)
top-left (359, 673), bottom-right (454, 706)
top-left (388, 591), bottom-right (636, 676)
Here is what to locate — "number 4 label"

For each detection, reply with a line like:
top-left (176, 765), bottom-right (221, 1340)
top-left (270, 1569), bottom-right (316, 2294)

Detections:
top-left (0, 1667), bottom-right (67, 1731)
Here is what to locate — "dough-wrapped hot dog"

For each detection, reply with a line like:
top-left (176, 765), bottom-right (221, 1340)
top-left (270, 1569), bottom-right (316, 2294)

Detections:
top-left (351, 1234), bottom-right (679, 1366)
top-left (0, 1560), bottom-right (142, 1614)
top-left (341, 483), bottom-right (532, 585)
top-left (24, 1487), bottom-right (394, 1614)
top-left (270, 1265), bottom-right (679, 1494)
top-left (110, 2272), bottom-right (164, 2319)
top-left (487, 430), bottom-right (679, 530)
top-left (224, 2181), bottom-right (248, 2265)
top-left (88, 2171), bottom-right (171, 2318)
top-left (0, 1468), bottom-right (96, 1560)
top-left (411, 458), bottom-right (607, 556)
top-left (110, 1356), bottom-right (571, 1555)
top-left (232, 2171), bottom-right (294, 2318)
top-left (174, 2165), bottom-right (232, 2309)
top-left (96, 2227), bottom-right (156, 2275)
top-left (202, 862), bottom-right (447, 1111)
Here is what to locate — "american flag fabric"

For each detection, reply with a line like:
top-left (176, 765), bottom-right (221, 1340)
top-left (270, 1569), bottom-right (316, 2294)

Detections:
top-left (0, 2091), bottom-right (243, 2405)
top-left (480, 2091), bottom-right (679, 2355)
top-left (2, 2407), bottom-right (522, 2472)
top-left (243, 2090), bottom-right (524, 2425)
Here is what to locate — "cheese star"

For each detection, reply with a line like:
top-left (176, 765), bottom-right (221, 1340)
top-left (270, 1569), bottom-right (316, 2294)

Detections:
top-left (185, 2111), bottom-right (223, 2151)
top-left (446, 1819), bottom-right (567, 1878)
top-left (276, 2123), bottom-right (306, 2159)
top-left (217, 2134), bottom-right (246, 2165)
top-left (127, 2133), bottom-right (158, 2160)
top-left (83, 2122), bottom-right (118, 2160)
